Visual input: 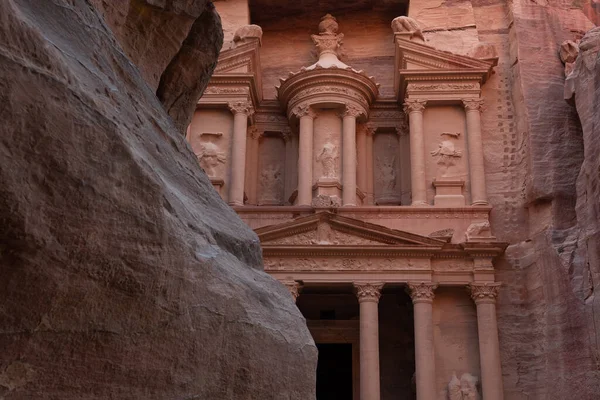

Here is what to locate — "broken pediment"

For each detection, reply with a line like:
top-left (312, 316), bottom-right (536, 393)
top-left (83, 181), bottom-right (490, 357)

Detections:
top-left (391, 25), bottom-right (497, 100)
top-left (256, 212), bottom-right (446, 248)
top-left (199, 25), bottom-right (264, 107)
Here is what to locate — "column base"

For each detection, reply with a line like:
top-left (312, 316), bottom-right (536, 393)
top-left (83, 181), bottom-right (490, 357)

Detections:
top-left (471, 200), bottom-right (489, 206)
top-left (411, 201), bottom-right (429, 206)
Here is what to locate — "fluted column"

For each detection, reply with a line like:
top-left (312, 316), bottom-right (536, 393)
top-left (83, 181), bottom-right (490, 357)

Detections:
top-left (342, 105), bottom-right (361, 206)
top-left (365, 126), bottom-right (376, 205)
top-left (463, 99), bottom-right (488, 205)
top-left (469, 283), bottom-right (504, 400)
top-left (407, 282), bottom-right (438, 400)
top-left (354, 282), bottom-right (384, 400)
top-left (228, 101), bottom-right (254, 206)
top-left (403, 99), bottom-right (428, 206)
top-left (293, 105), bottom-right (316, 206)
top-left (357, 124), bottom-right (368, 198)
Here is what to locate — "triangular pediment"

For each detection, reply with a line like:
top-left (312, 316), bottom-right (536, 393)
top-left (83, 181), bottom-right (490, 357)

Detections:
top-left (256, 212), bottom-right (445, 247)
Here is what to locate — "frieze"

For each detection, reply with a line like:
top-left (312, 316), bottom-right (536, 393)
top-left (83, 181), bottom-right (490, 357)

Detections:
top-left (264, 257), bottom-right (430, 272)
top-left (407, 83), bottom-right (478, 92)
top-left (290, 85), bottom-right (369, 107)
top-left (203, 86), bottom-right (250, 95)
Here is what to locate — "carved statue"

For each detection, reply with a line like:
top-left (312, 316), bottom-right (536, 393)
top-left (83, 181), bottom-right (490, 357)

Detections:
top-left (431, 140), bottom-right (462, 176)
top-left (376, 155), bottom-right (397, 193)
top-left (317, 142), bottom-right (339, 179)
top-left (465, 221), bottom-right (492, 240)
top-left (447, 373), bottom-right (480, 400)
top-left (233, 24), bottom-right (263, 46)
top-left (196, 142), bottom-right (226, 178)
top-left (260, 164), bottom-right (283, 203)
top-left (391, 16), bottom-right (425, 42)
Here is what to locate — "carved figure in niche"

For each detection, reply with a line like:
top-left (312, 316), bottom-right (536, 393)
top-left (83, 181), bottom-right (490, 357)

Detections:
top-left (317, 142), bottom-right (339, 179)
top-left (260, 164), bottom-right (283, 203)
top-left (448, 373), bottom-right (480, 400)
top-left (196, 142), bottom-right (226, 178)
top-left (376, 155), bottom-right (397, 193)
top-left (431, 140), bottom-right (462, 176)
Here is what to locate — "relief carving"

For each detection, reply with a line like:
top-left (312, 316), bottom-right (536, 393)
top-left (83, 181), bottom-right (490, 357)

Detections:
top-left (448, 373), bottom-right (479, 400)
top-left (465, 221), bottom-right (492, 241)
top-left (431, 139), bottom-right (462, 177)
top-left (196, 142), bottom-right (226, 178)
top-left (376, 155), bottom-right (397, 194)
top-left (317, 142), bottom-right (339, 179)
top-left (260, 164), bottom-right (283, 204)
top-left (312, 195), bottom-right (342, 208)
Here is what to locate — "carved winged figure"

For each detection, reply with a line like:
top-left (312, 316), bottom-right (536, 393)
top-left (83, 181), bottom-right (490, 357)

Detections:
top-left (447, 373), bottom-right (480, 400)
top-left (196, 142), bottom-right (226, 178)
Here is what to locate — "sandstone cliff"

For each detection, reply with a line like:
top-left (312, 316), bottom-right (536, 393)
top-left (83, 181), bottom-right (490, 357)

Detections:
top-left (492, 2), bottom-right (600, 398)
top-left (0, 0), bottom-right (316, 398)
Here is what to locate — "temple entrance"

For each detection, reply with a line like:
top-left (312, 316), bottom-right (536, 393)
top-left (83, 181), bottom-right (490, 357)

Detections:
top-left (316, 343), bottom-right (354, 399)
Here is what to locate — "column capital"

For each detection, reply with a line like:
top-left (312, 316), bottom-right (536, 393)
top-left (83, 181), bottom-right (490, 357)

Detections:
top-left (468, 282), bottom-right (501, 304)
top-left (365, 124), bottom-right (377, 137)
top-left (247, 125), bottom-right (262, 140)
top-left (403, 98), bottom-right (427, 113)
top-left (340, 103), bottom-right (362, 118)
top-left (281, 280), bottom-right (302, 302)
top-left (407, 282), bottom-right (438, 304)
top-left (462, 98), bottom-right (485, 112)
top-left (354, 282), bottom-right (384, 303)
top-left (228, 100), bottom-right (254, 116)
top-left (291, 104), bottom-right (316, 119)
top-left (281, 127), bottom-right (293, 142)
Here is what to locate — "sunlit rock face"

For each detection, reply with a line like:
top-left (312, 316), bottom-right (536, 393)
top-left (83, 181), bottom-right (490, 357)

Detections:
top-left (0, 1), bottom-right (316, 399)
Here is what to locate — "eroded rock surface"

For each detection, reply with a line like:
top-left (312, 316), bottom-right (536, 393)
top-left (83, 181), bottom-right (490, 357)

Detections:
top-left (0, 0), bottom-right (316, 398)
top-left (90, 0), bottom-right (223, 133)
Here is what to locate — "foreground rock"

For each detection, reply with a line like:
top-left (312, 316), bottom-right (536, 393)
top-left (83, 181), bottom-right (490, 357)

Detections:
top-left (0, 0), bottom-right (316, 398)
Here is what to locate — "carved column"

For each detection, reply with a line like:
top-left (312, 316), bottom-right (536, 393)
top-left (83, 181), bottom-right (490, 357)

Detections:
top-left (283, 128), bottom-right (295, 204)
top-left (228, 101), bottom-right (254, 206)
top-left (281, 280), bottom-right (301, 302)
top-left (342, 105), bottom-right (360, 206)
top-left (356, 124), bottom-right (368, 200)
top-left (365, 126), bottom-right (376, 205)
top-left (407, 282), bottom-right (438, 400)
top-left (403, 99), bottom-right (428, 206)
top-left (354, 282), bottom-right (383, 400)
top-left (245, 126), bottom-right (261, 205)
top-left (468, 283), bottom-right (504, 400)
top-left (294, 105), bottom-right (316, 206)
top-left (462, 99), bottom-right (488, 205)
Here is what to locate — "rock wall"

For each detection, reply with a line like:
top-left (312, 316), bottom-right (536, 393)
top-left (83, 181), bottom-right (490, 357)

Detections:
top-left (0, 0), bottom-right (316, 398)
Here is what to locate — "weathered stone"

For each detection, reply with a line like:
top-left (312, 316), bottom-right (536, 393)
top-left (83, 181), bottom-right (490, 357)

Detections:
top-left (0, 0), bottom-right (316, 399)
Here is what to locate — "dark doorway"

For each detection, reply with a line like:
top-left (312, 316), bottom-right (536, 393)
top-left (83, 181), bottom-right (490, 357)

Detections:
top-left (316, 343), bottom-right (353, 400)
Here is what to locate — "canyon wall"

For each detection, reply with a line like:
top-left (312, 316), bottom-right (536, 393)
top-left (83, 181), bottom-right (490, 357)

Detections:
top-left (0, 0), bottom-right (316, 398)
